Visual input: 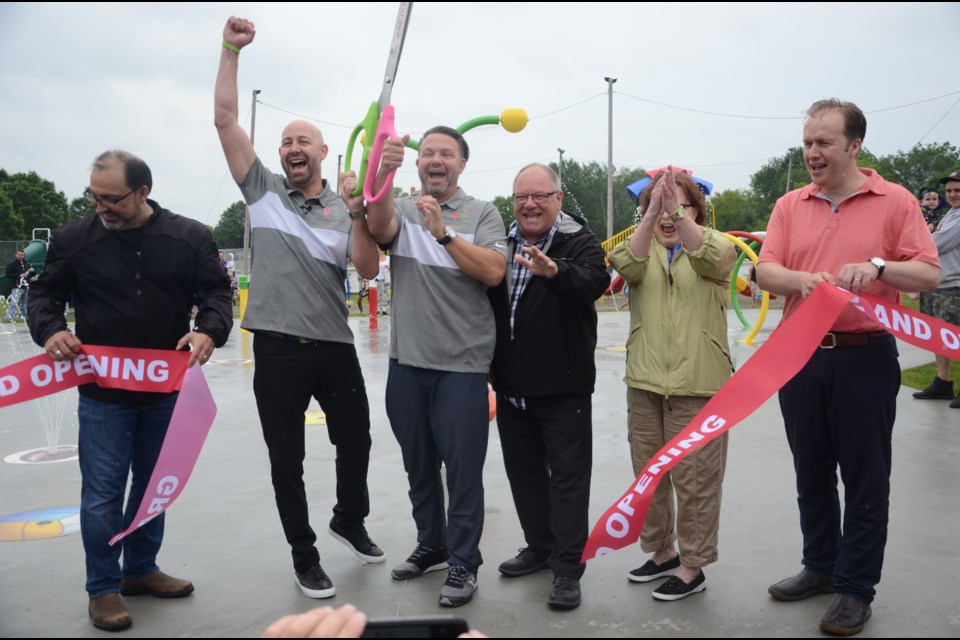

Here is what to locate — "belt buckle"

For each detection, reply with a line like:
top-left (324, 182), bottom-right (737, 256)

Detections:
top-left (821, 333), bottom-right (837, 349)
top-left (297, 336), bottom-right (311, 344)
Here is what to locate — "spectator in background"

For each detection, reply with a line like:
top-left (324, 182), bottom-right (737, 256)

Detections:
top-left (919, 187), bottom-right (944, 233)
top-left (375, 250), bottom-right (390, 315)
top-left (4, 248), bottom-right (35, 321)
top-left (913, 170), bottom-right (960, 406)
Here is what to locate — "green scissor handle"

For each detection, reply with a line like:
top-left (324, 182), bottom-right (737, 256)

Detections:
top-left (345, 100), bottom-right (381, 197)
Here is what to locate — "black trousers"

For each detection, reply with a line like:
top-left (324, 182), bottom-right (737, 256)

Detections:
top-left (497, 393), bottom-right (593, 579)
top-left (385, 360), bottom-right (489, 571)
top-left (253, 333), bottom-right (372, 573)
top-left (778, 335), bottom-right (899, 604)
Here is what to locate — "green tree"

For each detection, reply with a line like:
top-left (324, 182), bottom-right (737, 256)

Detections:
top-left (875, 142), bottom-right (960, 196)
top-left (492, 195), bottom-right (514, 230)
top-left (213, 200), bottom-right (246, 248)
top-left (711, 188), bottom-right (768, 232)
top-left (749, 149), bottom-right (811, 219)
top-left (0, 171), bottom-right (70, 233)
top-left (0, 189), bottom-right (24, 239)
top-left (543, 159), bottom-right (645, 239)
top-left (68, 196), bottom-right (95, 222)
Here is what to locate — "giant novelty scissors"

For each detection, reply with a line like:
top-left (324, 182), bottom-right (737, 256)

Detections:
top-left (345, 2), bottom-right (413, 203)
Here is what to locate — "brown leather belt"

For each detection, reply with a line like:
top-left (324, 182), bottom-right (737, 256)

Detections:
top-left (819, 330), bottom-right (889, 349)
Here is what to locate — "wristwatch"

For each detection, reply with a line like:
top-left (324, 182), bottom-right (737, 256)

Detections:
top-left (669, 205), bottom-right (685, 221)
top-left (348, 208), bottom-right (366, 220)
top-left (869, 257), bottom-right (886, 279)
top-left (437, 226), bottom-right (457, 246)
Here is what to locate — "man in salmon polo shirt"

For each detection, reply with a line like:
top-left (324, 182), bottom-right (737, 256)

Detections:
top-left (758, 99), bottom-right (940, 636)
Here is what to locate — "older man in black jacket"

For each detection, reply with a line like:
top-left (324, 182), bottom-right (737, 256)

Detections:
top-left (488, 163), bottom-right (609, 611)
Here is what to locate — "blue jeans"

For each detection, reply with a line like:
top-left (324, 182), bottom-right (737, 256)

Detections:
top-left (5, 288), bottom-right (25, 321)
top-left (78, 394), bottom-right (178, 596)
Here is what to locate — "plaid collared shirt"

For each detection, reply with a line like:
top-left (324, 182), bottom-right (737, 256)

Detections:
top-left (504, 215), bottom-right (562, 411)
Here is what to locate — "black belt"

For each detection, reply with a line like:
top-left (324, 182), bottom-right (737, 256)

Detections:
top-left (258, 330), bottom-right (323, 345)
top-left (819, 331), bottom-right (889, 349)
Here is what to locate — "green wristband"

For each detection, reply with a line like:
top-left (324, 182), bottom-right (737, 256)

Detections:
top-left (222, 41), bottom-right (240, 54)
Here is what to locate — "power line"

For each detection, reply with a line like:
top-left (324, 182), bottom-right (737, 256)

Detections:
top-left (257, 101), bottom-right (353, 129)
top-left (617, 91), bottom-right (800, 120)
top-left (915, 95), bottom-right (960, 145)
top-left (869, 90), bottom-right (960, 114)
top-left (617, 89), bottom-right (960, 120)
top-left (530, 93), bottom-right (606, 120)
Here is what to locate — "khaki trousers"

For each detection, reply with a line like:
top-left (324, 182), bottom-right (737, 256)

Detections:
top-left (627, 388), bottom-right (728, 568)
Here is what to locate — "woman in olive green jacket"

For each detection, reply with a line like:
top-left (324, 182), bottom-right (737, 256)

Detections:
top-left (608, 169), bottom-right (735, 602)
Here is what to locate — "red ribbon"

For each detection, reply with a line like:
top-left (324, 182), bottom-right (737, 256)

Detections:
top-left (0, 346), bottom-right (188, 407)
top-left (0, 346), bottom-right (217, 545)
top-left (583, 284), bottom-right (960, 561)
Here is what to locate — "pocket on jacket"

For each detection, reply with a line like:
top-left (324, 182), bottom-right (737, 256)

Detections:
top-left (693, 331), bottom-right (732, 391)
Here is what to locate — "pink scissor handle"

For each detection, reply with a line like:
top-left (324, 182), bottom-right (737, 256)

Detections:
top-left (364, 105), bottom-right (397, 203)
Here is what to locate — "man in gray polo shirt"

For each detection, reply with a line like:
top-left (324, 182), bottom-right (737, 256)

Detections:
top-left (214, 16), bottom-right (383, 600)
top-left (913, 169), bottom-right (960, 406)
top-left (366, 127), bottom-right (508, 607)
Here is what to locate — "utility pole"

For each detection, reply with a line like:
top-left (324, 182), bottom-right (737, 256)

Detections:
top-left (242, 89), bottom-right (261, 276)
top-left (604, 77), bottom-right (617, 239)
top-left (557, 148), bottom-right (565, 184)
top-left (784, 147), bottom-right (795, 194)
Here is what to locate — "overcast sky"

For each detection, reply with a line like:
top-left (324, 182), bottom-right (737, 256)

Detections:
top-left (1, 2), bottom-right (959, 230)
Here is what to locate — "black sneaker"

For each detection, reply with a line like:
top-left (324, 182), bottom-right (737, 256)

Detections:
top-left (912, 376), bottom-right (954, 399)
top-left (951, 392), bottom-right (960, 409)
top-left (547, 576), bottom-right (581, 610)
top-left (627, 556), bottom-right (680, 583)
top-left (439, 565), bottom-right (477, 607)
top-left (498, 547), bottom-right (550, 577)
top-left (329, 515), bottom-right (385, 563)
top-left (652, 569), bottom-right (706, 601)
top-left (295, 563), bottom-right (336, 599)
top-left (391, 543), bottom-right (449, 580)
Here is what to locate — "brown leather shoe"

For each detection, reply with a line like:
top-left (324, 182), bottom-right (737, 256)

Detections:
top-left (768, 568), bottom-right (835, 601)
top-left (89, 593), bottom-right (132, 631)
top-left (120, 571), bottom-right (194, 598)
top-left (819, 594), bottom-right (872, 636)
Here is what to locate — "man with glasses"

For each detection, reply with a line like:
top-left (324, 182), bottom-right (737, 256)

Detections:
top-left (366, 127), bottom-right (507, 607)
top-left (488, 163), bottom-right (608, 610)
top-left (27, 150), bottom-right (233, 631)
top-left (912, 170), bottom-right (960, 406)
top-left (4, 249), bottom-right (35, 321)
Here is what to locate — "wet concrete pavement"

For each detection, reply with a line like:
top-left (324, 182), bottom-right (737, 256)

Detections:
top-left (0, 308), bottom-right (958, 637)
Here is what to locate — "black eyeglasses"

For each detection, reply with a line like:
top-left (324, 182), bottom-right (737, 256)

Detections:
top-left (84, 187), bottom-right (136, 207)
top-left (513, 191), bottom-right (557, 205)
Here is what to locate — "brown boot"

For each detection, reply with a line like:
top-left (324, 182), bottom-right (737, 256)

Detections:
top-left (120, 571), bottom-right (194, 598)
top-left (89, 593), bottom-right (132, 631)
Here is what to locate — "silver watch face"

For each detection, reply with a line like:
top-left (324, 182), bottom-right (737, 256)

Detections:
top-left (447, 227), bottom-right (457, 239)
top-left (871, 257), bottom-right (885, 268)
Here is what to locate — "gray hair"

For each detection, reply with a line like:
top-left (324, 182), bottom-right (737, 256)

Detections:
top-left (513, 163), bottom-right (561, 192)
